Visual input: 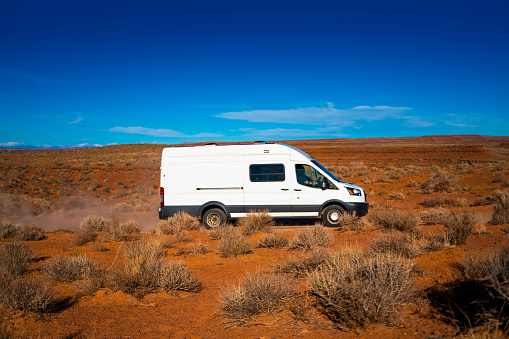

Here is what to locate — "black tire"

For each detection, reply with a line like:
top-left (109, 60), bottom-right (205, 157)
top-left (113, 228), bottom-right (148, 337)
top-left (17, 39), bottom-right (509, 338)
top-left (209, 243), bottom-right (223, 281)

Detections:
top-left (322, 205), bottom-right (345, 227)
top-left (202, 208), bottom-right (227, 229)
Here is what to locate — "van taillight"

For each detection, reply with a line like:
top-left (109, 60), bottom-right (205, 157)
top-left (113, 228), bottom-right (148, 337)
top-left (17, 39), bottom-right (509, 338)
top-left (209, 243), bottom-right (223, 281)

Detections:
top-left (160, 187), bottom-right (164, 208)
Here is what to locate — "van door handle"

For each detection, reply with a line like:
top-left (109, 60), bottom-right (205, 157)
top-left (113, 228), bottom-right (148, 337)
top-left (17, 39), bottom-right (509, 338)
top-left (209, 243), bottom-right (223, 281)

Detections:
top-left (281, 188), bottom-right (289, 191)
top-left (294, 189), bottom-right (302, 191)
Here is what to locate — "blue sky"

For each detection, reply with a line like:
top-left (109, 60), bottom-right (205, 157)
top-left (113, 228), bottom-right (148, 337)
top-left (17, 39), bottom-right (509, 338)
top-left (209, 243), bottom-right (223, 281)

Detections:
top-left (1, 0), bottom-right (508, 148)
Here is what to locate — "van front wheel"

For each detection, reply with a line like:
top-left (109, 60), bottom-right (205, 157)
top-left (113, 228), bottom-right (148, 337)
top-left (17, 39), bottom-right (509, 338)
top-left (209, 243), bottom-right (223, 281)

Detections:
top-left (322, 205), bottom-right (345, 227)
top-left (203, 208), bottom-right (227, 229)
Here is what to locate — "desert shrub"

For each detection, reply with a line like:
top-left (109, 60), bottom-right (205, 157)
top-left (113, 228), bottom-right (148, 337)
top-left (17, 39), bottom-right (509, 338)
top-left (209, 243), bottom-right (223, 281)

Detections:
top-left (369, 233), bottom-right (420, 258)
top-left (431, 245), bottom-right (509, 332)
top-left (419, 195), bottom-right (466, 208)
top-left (44, 255), bottom-right (97, 282)
top-left (80, 216), bottom-right (110, 232)
top-left (238, 210), bottom-right (275, 236)
top-left (288, 224), bottom-right (333, 250)
top-left (158, 212), bottom-right (199, 241)
top-left (444, 211), bottom-right (475, 245)
top-left (388, 170), bottom-right (403, 180)
top-left (419, 207), bottom-right (449, 225)
top-left (107, 218), bottom-right (140, 241)
top-left (218, 231), bottom-right (251, 258)
top-left (156, 260), bottom-right (201, 292)
top-left (406, 180), bottom-right (419, 187)
top-left (257, 233), bottom-right (289, 248)
top-left (308, 250), bottom-right (414, 329)
top-left (188, 242), bottom-right (208, 254)
top-left (367, 207), bottom-right (419, 234)
top-left (336, 211), bottom-right (364, 231)
top-left (209, 223), bottom-right (235, 240)
top-left (74, 227), bottom-right (98, 246)
top-left (220, 272), bottom-right (295, 320)
top-left (462, 244), bottom-right (509, 303)
top-left (14, 224), bottom-right (45, 241)
top-left (389, 191), bottom-right (405, 200)
top-left (491, 190), bottom-right (509, 225)
top-left (0, 219), bottom-right (18, 239)
top-left (376, 177), bottom-right (392, 183)
top-left (0, 280), bottom-right (58, 314)
top-left (0, 320), bottom-right (13, 339)
top-left (422, 234), bottom-right (448, 252)
top-left (273, 249), bottom-right (329, 277)
top-left (0, 242), bottom-right (34, 282)
top-left (418, 171), bottom-right (458, 193)
top-left (114, 240), bottom-right (200, 296)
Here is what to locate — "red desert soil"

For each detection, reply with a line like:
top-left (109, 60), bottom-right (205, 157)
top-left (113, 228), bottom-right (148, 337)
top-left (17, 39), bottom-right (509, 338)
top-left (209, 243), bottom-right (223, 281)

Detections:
top-left (1, 134), bottom-right (508, 338)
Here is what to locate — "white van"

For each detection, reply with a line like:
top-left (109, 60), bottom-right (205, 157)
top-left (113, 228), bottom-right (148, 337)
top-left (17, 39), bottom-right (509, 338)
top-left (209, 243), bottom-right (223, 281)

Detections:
top-left (159, 143), bottom-right (368, 228)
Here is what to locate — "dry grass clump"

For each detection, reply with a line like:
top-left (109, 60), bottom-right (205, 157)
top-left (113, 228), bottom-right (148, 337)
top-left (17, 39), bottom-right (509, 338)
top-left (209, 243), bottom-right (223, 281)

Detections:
top-left (367, 206), bottom-right (420, 234)
top-left (0, 242), bottom-right (34, 282)
top-left (444, 211), bottom-right (475, 245)
top-left (238, 210), bottom-right (275, 236)
top-left (0, 221), bottom-right (45, 241)
top-left (462, 244), bottom-right (509, 303)
top-left (308, 250), bottom-right (414, 329)
top-left (158, 212), bottom-right (200, 242)
top-left (220, 272), bottom-right (295, 320)
top-left (419, 195), bottom-right (466, 208)
top-left (0, 219), bottom-right (18, 239)
top-left (79, 216), bottom-right (110, 232)
top-left (337, 212), bottom-right (364, 231)
top-left (74, 227), bottom-right (98, 246)
top-left (389, 191), bottom-right (405, 200)
top-left (490, 190), bottom-right (509, 225)
top-left (14, 224), bottom-right (45, 241)
top-left (256, 233), bottom-right (289, 248)
top-left (417, 170), bottom-right (458, 193)
top-left (114, 240), bottom-right (200, 296)
top-left (218, 230), bottom-right (251, 258)
top-left (107, 218), bottom-right (140, 241)
top-left (209, 223), bottom-right (235, 240)
top-left (369, 233), bottom-right (421, 258)
top-left (0, 280), bottom-right (59, 314)
top-left (422, 234), bottom-right (449, 252)
top-left (160, 211), bottom-right (200, 232)
top-left (273, 249), bottom-right (329, 277)
top-left (420, 207), bottom-right (450, 225)
top-left (288, 224), bottom-right (333, 250)
top-left (44, 255), bottom-right (97, 282)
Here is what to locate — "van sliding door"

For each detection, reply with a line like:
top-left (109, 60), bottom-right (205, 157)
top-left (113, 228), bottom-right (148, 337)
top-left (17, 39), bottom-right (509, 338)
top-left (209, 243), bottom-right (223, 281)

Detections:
top-left (242, 157), bottom-right (292, 216)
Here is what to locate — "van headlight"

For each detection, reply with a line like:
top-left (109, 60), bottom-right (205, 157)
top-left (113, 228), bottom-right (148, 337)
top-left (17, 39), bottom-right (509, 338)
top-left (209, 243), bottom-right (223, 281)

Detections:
top-left (346, 187), bottom-right (362, 196)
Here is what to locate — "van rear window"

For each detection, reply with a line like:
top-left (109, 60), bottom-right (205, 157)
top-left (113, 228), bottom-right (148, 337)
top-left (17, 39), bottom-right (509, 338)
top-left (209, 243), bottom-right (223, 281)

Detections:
top-left (250, 164), bottom-right (285, 182)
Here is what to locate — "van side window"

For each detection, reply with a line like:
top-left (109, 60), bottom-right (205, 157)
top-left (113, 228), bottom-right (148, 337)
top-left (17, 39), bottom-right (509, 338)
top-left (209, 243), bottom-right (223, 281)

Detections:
top-left (296, 164), bottom-right (324, 188)
top-left (250, 164), bottom-right (285, 182)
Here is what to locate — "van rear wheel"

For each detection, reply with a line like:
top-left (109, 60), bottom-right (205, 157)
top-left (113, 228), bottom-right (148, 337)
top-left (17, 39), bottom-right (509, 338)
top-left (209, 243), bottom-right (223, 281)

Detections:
top-left (322, 205), bottom-right (345, 227)
top-left (203, 208), bottom-right (226, 229)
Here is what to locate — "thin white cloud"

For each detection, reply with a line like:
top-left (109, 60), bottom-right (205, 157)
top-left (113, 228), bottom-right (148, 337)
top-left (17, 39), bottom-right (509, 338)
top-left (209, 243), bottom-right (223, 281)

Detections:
top-left (238, 127), bottom-right (348, 139)
top-left (69, 117), bottom-right (83, 124)
top-left (215, 103), bottom-right (412, 127)
top-left (0, 142), bottom-right (28, 147)
top-left (108, 126), bottom-right (223, 138)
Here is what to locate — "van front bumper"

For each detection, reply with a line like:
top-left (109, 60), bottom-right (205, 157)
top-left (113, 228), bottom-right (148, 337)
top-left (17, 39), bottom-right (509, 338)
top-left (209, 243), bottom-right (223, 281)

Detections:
top-left (344, 202), bottom-right (369, 217)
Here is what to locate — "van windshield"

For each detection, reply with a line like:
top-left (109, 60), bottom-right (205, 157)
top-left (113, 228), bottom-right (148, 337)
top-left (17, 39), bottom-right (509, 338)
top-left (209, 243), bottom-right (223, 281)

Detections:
top-left (311, 160), bottom-right (342, 183)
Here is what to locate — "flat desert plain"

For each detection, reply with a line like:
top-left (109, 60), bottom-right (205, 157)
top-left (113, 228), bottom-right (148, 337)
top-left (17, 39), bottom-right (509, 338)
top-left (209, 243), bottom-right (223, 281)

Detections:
top-left (0, 135), bottom-right (508, 338)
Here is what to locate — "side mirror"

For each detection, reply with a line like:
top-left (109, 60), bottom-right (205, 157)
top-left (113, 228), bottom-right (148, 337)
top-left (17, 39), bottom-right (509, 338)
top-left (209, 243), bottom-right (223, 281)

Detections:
top-left (322, 180), bottom-right (327, 190)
